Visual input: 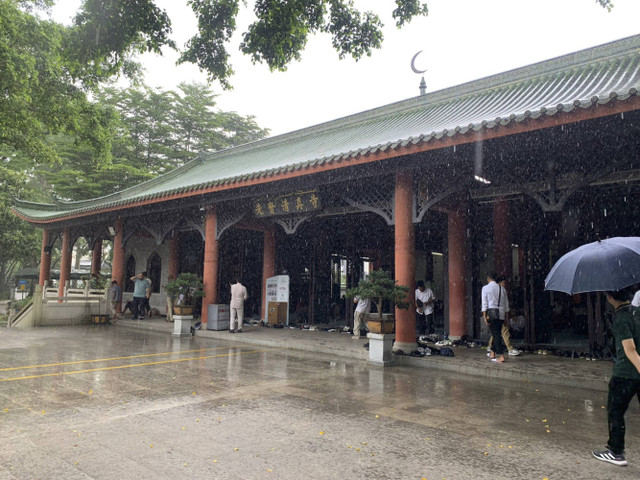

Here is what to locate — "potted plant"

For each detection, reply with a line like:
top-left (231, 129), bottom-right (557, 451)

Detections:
top-left (164, 273), bottom-right (204, 316)
top-left (346, 270), bottom-right (410, 334)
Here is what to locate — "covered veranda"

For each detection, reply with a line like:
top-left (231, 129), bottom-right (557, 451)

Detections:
top-left (12, 35), bottom-right (640, 354)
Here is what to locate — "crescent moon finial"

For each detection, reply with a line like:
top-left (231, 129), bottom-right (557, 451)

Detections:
top-left (411, 51), bottom-right (428, 74)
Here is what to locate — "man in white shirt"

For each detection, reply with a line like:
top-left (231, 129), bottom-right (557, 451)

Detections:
top-left (489, 276), bottom-right (520, 356)
top-left (482, 272), bottom-right (506, 363)
top-left (229, 278), bottom-right (248, 333)
top-left (415, 280), bottom-right (435, 336)
top-left (352, 296), bottom-right (371, 339)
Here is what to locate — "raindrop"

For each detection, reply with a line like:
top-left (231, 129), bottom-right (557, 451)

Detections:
top-left (604, 209), bottom-right (607, 217)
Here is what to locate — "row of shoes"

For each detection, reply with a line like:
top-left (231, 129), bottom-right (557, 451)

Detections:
top-left (395, 349), bottom-right (428, 357)
top-left (552, 350), bottom-right (613, 361)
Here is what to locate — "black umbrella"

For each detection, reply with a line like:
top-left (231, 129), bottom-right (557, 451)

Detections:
top-left (544, 237), bottom-right (640, 294)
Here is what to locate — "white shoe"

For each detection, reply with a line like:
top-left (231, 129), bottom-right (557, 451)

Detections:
top-left (486, 352), bottom-right (492, 357)
top-left (508, 349), bottom-right (521, 356)
top-left (352, 335), bottom-right (361, 339)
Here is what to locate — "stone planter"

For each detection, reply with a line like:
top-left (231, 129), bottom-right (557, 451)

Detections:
top-left (367, 313), bottom-right (395, 334)
top-left (173, 305), bottom-right (194, 316)
top-left (367, 333), bottom-right (395, 366)
top-left (173, 315), bottom-right (193, 336)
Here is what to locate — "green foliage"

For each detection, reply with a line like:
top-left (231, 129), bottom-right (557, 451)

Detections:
top-left (392, 0), bottom-right (429, 27)
top-left (64, 0), bottom-right (175, 85)
top-left (164, 273), bottom-right (205, 303)
top-left (41, 81), bottom-right (268, 201)
top-left (62, 1), bottom-right (430, 89)
top-left (14, 295), bottom-right (34, 312)
top-left (0, 1), bottom-right (94, 164)
top-left (346, 270), bottom-right (410, 320)
top-left (89, 273), bottom-right (108, 290)
top-left (0, 163), bottom-right (41, 298)
top-left (178, 1), bottom-right (429, 88)
top-left (180, 0), bottom-right (240, 90)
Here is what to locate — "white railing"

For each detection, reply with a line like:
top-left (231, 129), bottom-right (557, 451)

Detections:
top-left (42, 281), bottom-right (108, 303)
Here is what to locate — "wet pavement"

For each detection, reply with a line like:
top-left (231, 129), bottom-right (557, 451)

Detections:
top-left (122, 318), bottom-right (613, 391)
top-left (0, 324), bottom-right (638, 479)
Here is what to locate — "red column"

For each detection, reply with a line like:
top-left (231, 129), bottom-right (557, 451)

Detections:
top-left (58, 227), bottom-right (72, 298)
top-left (91, 239), bottom-right (102, 276)
top-left (111, 219), bottom-right (125, 311)
top-left (493, 198), bottom-right (511, 279)
top-left (39, 229), bottom-right (52, 286)
top-left (393, 171), bottom-right (416, 352)
top-left (168, 234), bottom-right (179, 280)
top-left (201, 206), bottom-right (219, 324)
top-left (262, 226), bottom-right (276, 320)
top-left (448, 207), bottom-right (467, 339)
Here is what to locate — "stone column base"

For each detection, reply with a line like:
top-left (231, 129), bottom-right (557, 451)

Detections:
top-left (392, 340), bottom-right (418, 355)
top-left (173, 315), bottom-right (193, 336)
top-left (367, 333), bottom-right (395, 366)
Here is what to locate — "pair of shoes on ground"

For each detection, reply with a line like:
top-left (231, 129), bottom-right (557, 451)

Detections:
top-left (592, 448), bottom-right (628, 466)
top-left (228, 330), bottom-right (243, 333)
top-left (487, 349), bottom-right (520, 357)
top-left (352, 335), bottom-right (361, 339)
top-left (490, 358), bottom-right (505, 363)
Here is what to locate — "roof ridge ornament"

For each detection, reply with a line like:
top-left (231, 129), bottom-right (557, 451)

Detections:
top-left (411, 51), bottom-right (427, 95)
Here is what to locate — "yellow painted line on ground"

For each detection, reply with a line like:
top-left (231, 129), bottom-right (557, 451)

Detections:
top-left (0, 347), bottom-right (285, 382)
top-left (0, 347), bottom-right (230, 372)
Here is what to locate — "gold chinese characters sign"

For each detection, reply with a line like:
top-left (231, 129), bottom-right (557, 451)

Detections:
top-left (254, 190), bottom-right (321, 217)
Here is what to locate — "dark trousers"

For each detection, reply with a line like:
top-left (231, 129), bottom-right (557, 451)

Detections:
top-left (416, 312), bottom-right (435, 336)
top-left (132, 296), bottom-right (146, 318)
top-left (488, 320), bottom-right (505, 355)
top-left (607, 376), bottom-right (640, 455)
top-left (425, 313), bottom-right (434, 334)
top-left (416, 312), bottom-right (425, 335)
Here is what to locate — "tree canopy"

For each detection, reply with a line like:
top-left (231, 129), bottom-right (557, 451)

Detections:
top-left (69, 0), bottom-right (431, 89)
top-left (42, 82), bottom-right (269, 200)
top-left (0, 1), bottom-right (271, 296)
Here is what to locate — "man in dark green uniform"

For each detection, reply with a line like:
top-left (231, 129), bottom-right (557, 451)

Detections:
top-left (592, 289), bottom-right (640, 467)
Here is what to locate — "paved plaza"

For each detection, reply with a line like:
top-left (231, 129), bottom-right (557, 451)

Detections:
top-left (0, 325), bottom-right (639, 479)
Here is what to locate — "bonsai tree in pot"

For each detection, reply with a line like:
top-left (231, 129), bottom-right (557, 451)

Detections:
top-left (164, 273), bottom-right (205, 315)
top-left (346, 270), bottom-right (410, 333)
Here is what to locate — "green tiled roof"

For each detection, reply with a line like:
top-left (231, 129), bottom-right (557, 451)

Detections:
top-left (14, 35), bottom-right (640, 223)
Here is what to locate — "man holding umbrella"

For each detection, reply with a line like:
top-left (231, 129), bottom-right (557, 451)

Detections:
top-left (544, 237), bottom-right (640, 466)
top-left (592, 288), bottom-right (640, 467)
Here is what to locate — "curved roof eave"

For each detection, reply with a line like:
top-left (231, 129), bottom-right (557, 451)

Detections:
top-left (12, 34), bottom-right (640, 225)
